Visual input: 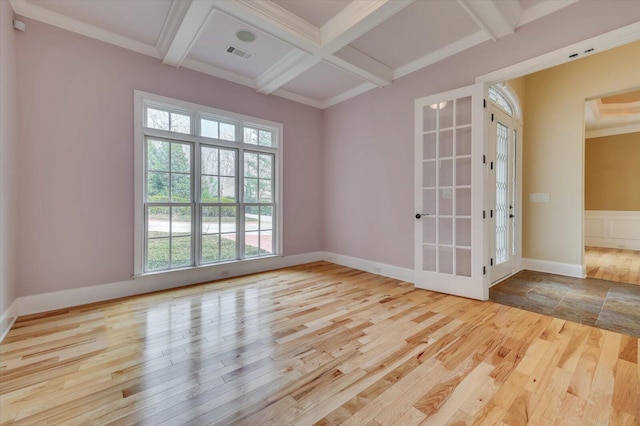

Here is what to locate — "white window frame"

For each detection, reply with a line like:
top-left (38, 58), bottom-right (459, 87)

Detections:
top-left (133, 90), bottom-right (283, 276)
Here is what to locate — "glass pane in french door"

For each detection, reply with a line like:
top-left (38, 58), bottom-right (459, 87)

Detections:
top-left (495, 122), bottom-right (509, 265)
top-left (421, 96), bottom-right (472, 276)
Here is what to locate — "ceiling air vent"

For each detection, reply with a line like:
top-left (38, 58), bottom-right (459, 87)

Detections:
top-left (226, 45), bottom-right (253, 60)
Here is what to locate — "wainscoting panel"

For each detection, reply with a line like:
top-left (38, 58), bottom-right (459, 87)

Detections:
top-left (584, 210), bottom-right (640, 250)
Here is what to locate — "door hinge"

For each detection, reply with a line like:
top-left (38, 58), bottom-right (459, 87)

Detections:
top-left (491, 113), bottom-right (494, 122)
top-left (483, 154), bottom-right (486, 164)
top-left (490, 161), bottom-right (494, 170)
top-left (490, 258), bottom-right (494, 266)
top-left (483, 210), bottom-right (486, 219)
top-left (483, 99), bottom-right (486, 108)
top-left (483, 266), bottom-right (487, 275)
top-left (490, 209), bottom-right (493, 218)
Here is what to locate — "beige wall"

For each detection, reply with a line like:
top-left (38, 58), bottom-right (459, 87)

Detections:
top-left (585, 132), bottom-right (640, 211)
top-left (522, 40), bottom-right (640, 266)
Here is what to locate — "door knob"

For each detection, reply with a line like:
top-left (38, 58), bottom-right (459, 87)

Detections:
top-left (415, 213), bottom-right (429, 219)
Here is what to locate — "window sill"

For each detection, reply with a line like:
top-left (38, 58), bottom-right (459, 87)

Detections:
top-left (133, 254), bottom-right (282, 279)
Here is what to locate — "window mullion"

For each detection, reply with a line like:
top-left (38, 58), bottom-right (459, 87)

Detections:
top-left (238, 143), bottom-right (245, 260)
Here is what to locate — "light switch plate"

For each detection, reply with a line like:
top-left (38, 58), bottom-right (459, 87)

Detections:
top-left (529, 193), bottom-right (550, 203)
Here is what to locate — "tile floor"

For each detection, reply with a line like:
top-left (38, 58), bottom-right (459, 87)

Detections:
top-left (490, 270), bottom-right (640, 337)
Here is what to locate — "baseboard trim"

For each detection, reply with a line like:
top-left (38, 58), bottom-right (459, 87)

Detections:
top-left (13, 251), bottom-right (416, 322)
top-left (522, 258), bottom-right (585, 278)
top-left (18, 252), bottom-right (325, 317)
top-left (322, 252), bottom-right (415, 284)
top-left (0, 298), bottom-right (19, 343)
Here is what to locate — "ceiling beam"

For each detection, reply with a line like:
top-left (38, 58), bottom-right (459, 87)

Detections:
top-left (255, 50), bottom-right (321, 94)
top-left (247, 0), bottom-right (412, 95)
top-left (161, 1), bottom-right (217, 67)
top-left (457, 0), bottom-right (521, 41)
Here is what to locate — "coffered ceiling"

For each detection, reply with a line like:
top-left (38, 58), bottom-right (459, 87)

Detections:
top-left (11, 0), bottom-right (579, 109)
top-left (586, 89), bottom-right (640, 137)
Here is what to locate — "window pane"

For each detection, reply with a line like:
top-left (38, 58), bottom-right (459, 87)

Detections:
top-left (170, 113), bottom-right (191, 134)
top-left (172, 206), bottom-right (191, 237)
top-left (147, 108), bottom-right (169, 130)
top-left (220, 234), bottom-right (236, 260)
top-left (147, 238), bottom-right (170, 270)
top-left (201, 146), bottom-right (219, 175)
top-left (259, 179), bottom-right (272, 203)
top-left (147, 172), bottom-right (169, 202)
top-left (259, 154), bottom-right (272, 178)
top-left (221, 207), bottom-right (237, 237)
top-left (220, 177), bottom-right (236, 202)
top-left (244, 178), bottom-right (258, 202)
top-left (258, 130), bottom-right (273, 147)
top-left (202, 206), bottom-right (220, 234)
top-left (245, 231), bottom-right (260, 257)
top-left (148, 206), bottom-right (170, 237)
top-left (245, 206), bottom-right (259, 231)
top-left (219, 149), bottom-right (236, 176)
top-left (244, 128), bottom-right (258, 145)
top-left (147, 139), bottom-right (169, 171)
top-left (260, 206), bottom-right (273, 230)
top-left (202, 234), bottom-right (220, 263)
top-left (171, 236), bottom-right (191, 267)
top-left (244, 152), bottom-right (258, 177)
top-left (171, 174), bottom-right (191, 202)
top-left (171, 143), bottom-right (191, 173)
top-left (201, 119), bottom-right (219, 139)
top-left (260, 230), bottom-right (273, 254)
top-left (220, 122), bottom-right (235, 141)
top-left (201, 176), bottom-right (219, 202)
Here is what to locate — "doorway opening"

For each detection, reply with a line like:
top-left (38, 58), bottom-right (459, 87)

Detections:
top-left (487, 84), bottom-right (522, 285)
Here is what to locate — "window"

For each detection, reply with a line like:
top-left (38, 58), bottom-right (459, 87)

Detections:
top-left (488, 86), bottom-right (513, 116)
top-left (134, 91), bottom-right (282, 274)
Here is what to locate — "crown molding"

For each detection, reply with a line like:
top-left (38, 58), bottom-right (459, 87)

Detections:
top-left (585, 123), bottom-right (640, 139)
top-left (9, 0), bottom-right (160, 58)
top-left (320, 82), bottom-right (378, 109)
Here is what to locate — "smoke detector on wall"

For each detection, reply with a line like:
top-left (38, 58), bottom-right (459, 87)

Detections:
top-left (226, 45), bottom-right (254, 60)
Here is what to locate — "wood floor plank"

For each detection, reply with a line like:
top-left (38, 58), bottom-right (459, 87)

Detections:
top-left (0, 261), bottom-right (636, 425)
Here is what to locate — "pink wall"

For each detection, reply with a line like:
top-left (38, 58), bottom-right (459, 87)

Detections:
top-left (1, 1), bottom-right (19, 315)
top-left (15, 18), bottom-right (323, 296)
top-left (322, 1), bottom-right (640, 269)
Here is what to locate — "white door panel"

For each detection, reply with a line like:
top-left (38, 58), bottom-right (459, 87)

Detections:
top-left (414, 83), bottom-right (487, 300)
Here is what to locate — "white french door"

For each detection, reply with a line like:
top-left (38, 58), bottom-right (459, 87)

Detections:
top-left (489, 105), bottom-right (517, 284)
top-left (414, 83), bottom-right (487, 300)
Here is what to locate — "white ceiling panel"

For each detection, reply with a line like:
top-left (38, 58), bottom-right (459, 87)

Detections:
top-left (348, 0), bottom-right (481, 69)
top-left (271, 0), bottom-right (350, 27)
top-left (519, 0), bottom-right (546, 10)
top-left (281, 61), bottom-right (365, 102)
top-left (188, 12), bottom-right (293, 79)
top-left (27, 0), bottom-right (171, 46)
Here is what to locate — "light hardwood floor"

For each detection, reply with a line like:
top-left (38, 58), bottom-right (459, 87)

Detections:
top-left (586, 246), bottom-right (640, 285)
top-left (1, 262), bottom-right (638, 425)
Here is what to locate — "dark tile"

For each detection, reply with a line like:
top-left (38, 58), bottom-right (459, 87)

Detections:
top-left (551, 295), bottom-right (603, 325)
top-left (600, 299), bottom-right (640, 320)
top-left (527, 284), bottom-right (569, 301)
top-left (489, 291), bottom-right (555, 315)
top-left (595, 309), bottom-right (640, 338)
top-left (606, 285), bottom-right (640, 302)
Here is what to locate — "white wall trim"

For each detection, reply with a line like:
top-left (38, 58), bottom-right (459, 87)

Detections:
top-left (17, 252), bottom-right (324, 317)
top-left (522, 258), bottom-right (585, 278)
top-left (9, 251), bottom-right (416, 323)
top-left (585, 210), bottom-right (640, 251)
top-left (476, 21), bottom-right (640, 84)
top-left (585, 123), bottom-right (640, 139)
top-left (323, 252), bottom-right (415, 284)
top-left (0, 298), bottom-right (19, 343)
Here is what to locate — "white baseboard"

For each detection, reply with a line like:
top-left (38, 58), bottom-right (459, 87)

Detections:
top-left (18, 252), bottom-right (325, 317)
top-left (522, 258), bottom-right (585, 278)
top-left (8, 251), bottom-right (415, 335)
top-left (322, 252), bottom-right (415, 284)
top-left (0, 298), bottom-right (19, 343)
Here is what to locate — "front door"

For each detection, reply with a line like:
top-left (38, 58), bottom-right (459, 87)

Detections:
top-left (414, 83), bottom-right (487, 300)
top-left (489, 105), bottom-right (517, 283)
